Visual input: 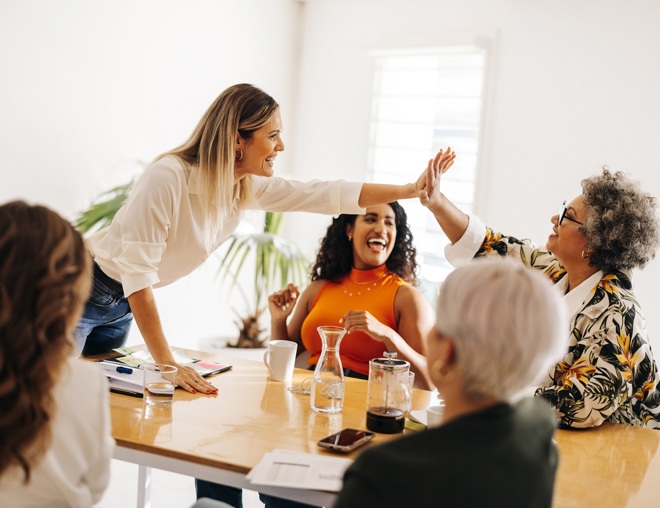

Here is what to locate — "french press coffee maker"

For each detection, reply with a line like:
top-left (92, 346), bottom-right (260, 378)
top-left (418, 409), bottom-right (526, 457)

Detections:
top-left (366, 351), bottom-right (412, 434)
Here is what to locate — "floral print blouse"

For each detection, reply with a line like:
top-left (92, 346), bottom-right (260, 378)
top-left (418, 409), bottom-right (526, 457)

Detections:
top-left (449, 219), bottom-right (660, 429)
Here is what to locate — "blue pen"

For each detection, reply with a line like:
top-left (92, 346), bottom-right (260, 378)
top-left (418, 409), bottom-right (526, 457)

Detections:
top-left (101, 361), bottom-right (135, 375)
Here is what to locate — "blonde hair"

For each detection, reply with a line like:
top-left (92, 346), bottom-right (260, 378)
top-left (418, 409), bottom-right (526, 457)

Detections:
top-left (436, 258), bottom-right (568, 402)
top-left (0, 201), bottom-right (92, 482)
top-left (165, 83), bottom-right (279, 247)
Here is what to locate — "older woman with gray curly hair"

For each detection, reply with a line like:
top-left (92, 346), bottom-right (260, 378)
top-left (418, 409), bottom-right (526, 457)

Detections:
top-left (419, 148), bottom-right (660, 429)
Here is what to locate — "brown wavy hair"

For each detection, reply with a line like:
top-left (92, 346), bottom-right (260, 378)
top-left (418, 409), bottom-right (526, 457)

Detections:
top-left (310, 201), bottom-right (419, 284)
top-left (0, 201), bottom-right (92, 482)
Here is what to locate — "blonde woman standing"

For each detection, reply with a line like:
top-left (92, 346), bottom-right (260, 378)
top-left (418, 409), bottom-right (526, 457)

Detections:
top-left (75, 83), bottom-right (430, 394)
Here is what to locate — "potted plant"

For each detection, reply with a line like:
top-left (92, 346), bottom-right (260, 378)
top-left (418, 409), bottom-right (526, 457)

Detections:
top-left (73, 176), bottom-right (310, 348)
top-left (217, 211), bottom-right (309, 348)
top-left (73, 179), bottom-right (135, 234)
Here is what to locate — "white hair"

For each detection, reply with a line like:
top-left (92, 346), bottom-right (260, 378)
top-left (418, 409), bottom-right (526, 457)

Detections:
top-left (436, 257), bottom-right (568, 402)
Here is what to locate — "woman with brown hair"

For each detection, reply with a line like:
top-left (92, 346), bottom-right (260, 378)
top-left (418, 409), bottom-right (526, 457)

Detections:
top-left (0, 201), bottom-right (114, 507)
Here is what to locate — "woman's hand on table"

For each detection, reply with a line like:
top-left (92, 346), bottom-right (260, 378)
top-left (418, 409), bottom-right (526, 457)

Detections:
top-left (175, 364), bottom-right (218, 394)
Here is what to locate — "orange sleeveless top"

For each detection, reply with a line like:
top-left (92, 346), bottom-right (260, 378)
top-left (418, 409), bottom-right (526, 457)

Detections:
top-left (301, 265), bottom-right (407, 376)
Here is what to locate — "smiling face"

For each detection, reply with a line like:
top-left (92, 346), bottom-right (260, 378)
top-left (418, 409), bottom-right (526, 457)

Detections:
top-left (346, 204), bottom-right (397, 270)
top-left (546, 194), bottom-right (589, 267)
top-left (234, 110), bottom-right (285, 180)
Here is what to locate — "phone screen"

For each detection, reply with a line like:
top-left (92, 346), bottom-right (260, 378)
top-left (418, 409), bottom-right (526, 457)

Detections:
top-left (318, 428), bottom-right (375, 452)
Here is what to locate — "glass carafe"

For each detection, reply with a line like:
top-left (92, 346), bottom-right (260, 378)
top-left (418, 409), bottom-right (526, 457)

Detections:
top-left (366, 351), bottom-right (412, 433)
top-left (310, 326), bottom-right (346, 414)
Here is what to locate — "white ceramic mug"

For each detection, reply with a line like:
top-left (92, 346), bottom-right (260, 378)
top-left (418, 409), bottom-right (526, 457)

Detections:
top-left (263, 340), bottom-right (297, 381)
top-left (426, 403), bottom-right (446, 428)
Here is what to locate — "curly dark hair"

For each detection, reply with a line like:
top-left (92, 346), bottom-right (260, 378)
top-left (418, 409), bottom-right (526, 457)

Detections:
top-left (0, 201), bottom-right (92, 482)
top-left (581, 168), bottom-right (660, 272)
top-left (310, 201), bottom-right (419, 284)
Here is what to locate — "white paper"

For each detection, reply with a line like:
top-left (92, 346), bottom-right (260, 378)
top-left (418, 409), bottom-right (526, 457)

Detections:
top-left (98, 362), bottom-right (144, 394)
top-left (408, 409), bottom-right (428, 426)
top-left (247, 449), bottom-right (353, 492)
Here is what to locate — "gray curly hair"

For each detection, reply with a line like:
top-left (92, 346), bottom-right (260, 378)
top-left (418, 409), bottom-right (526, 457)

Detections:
top-left (581, 168), bottom-right (659, 272)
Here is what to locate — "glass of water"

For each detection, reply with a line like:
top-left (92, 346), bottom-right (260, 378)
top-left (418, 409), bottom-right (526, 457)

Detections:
top-left (143, 364), bottom-right (177, 406)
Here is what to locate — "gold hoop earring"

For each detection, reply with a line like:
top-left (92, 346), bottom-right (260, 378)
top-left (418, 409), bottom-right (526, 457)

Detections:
top-left (581, 250), bottom-right (590, 259)
top-left (235, 149), bottom-right (243, 161)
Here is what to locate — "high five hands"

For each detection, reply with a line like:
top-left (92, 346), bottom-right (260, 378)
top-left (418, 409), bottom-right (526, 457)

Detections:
top-left (419, 147), bottom-right (456, 210)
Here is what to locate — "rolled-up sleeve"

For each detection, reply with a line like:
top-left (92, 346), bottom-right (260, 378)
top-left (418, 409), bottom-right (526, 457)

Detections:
top-left (115, 240), bottom-right (165, 296)
top-left (251, 177), bottom-right (365, 215)
top-left (444, 214), bottom-right (487, 266)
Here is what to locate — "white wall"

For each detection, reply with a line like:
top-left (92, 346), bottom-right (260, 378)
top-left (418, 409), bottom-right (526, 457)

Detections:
top-left (2, 0), bottom-right (660, 353)
top-left (0, 0), bottom-right (302, 347)
top-left (286, 0), bottom-right (660, 353)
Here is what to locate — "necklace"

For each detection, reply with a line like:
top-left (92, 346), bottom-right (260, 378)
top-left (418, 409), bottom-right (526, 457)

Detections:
top-left (342, 272), bottom-right (389, 297)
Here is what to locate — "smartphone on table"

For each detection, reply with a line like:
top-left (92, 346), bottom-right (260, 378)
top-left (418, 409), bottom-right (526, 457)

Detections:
top-left (317, 428), bottom-right (375, 453)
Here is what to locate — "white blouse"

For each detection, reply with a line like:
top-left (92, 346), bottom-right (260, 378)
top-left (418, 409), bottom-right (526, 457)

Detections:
top-left (87, 155), bottom-right (365, 297)
top-left (0, 359), bottom-right (114, 507)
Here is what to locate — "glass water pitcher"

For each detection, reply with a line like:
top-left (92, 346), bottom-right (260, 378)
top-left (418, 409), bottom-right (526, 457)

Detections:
top-left (310, 326), bottom-right (346, 414)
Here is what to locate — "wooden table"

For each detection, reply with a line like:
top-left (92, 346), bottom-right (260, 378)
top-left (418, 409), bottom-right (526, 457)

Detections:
top-left (553, 422), bottom-right (660, 508)
top-left (108, 348), bottom-right (432, 507)
top-left (107, 348), bottom-right (660, 508)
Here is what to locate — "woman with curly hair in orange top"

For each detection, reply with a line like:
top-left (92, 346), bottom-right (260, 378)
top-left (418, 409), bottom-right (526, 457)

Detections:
top-left (269, 201), bottom-right (436, 388)
top-left (0, 201), bottom-right (114, 507)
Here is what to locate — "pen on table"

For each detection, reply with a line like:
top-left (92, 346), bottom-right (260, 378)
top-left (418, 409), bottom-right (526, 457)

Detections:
top-left (100, 361), bottom-right (136, 375)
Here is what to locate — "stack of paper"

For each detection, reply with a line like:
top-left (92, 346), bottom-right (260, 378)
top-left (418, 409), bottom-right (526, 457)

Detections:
top-left (98, 361), bottom-right (144, 397)
top-left (247, 450), bottom-right (353, 492)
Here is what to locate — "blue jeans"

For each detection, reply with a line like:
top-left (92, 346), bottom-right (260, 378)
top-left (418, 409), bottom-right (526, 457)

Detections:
top-left (74, 262), bottom-right (133, 356)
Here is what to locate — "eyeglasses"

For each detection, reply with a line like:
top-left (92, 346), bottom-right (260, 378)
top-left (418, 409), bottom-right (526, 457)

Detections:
top-left (558, 201), bottom-right (583, 226)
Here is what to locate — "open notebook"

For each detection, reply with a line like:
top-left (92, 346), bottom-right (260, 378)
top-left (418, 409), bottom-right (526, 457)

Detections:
top-left (105, 347), bottom-right (232, 376)
top-left (98, 348), bottom-right (232, 397)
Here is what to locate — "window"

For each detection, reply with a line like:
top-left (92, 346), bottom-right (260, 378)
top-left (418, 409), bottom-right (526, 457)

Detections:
top-left (367, 48), bottom-right (487, 287)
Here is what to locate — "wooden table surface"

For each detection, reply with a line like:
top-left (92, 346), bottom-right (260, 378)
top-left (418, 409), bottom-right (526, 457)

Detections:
top-left (108, 348), bottom-right (432, 472)
top-left (553, 421), bottom-right (660, 507)
top-left (106, 347), bottom-right (660, 507)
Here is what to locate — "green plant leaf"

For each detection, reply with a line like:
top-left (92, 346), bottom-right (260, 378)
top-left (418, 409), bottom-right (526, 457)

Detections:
top-left (215, 212), bottom-right (311, 319)
top-left (73, 179), bottom-right (137, 234)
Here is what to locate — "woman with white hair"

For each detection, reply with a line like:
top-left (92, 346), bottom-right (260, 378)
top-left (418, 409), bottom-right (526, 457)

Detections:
top-left (334, 258), bottom-right (568, 508)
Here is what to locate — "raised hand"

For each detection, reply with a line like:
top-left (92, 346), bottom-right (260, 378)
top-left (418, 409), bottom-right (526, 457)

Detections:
top-left (419, 147), bottom-right (456, 211)
top-left (268, 283), bottom-right (299, 321)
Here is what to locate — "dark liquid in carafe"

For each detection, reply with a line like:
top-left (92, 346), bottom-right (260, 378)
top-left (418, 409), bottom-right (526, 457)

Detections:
top-left (366, 407), bottom-right (405, 434)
